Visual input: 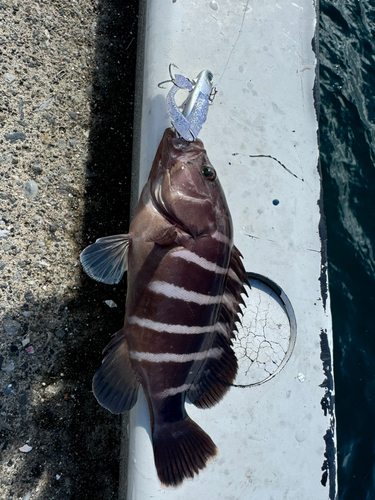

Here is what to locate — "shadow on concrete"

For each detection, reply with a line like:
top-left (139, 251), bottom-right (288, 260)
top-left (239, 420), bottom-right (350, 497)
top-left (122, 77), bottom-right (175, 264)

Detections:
top-left (59, 1), bottom-right (139, 498)
top-left (0, 1), bottom-right (139, 499)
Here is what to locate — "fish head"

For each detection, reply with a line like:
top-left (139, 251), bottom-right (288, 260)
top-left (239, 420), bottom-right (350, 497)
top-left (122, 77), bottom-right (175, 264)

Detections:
top-left (149, 128), bottom-right (232, 240)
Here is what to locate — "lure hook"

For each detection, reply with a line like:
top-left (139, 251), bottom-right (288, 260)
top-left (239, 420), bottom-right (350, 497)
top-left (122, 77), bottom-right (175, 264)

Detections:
top-left (157, 63), bottom-right (179, 88)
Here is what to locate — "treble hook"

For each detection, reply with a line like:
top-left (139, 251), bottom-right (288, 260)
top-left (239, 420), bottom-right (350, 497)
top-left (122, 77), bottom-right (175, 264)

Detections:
top-left (158, 63), bottom-right (194, 89)
top-left (157, 63), bottom-right (179, 89)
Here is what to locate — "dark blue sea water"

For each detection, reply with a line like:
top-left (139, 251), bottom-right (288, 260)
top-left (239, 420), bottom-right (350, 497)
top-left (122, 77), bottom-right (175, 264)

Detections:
top-left (320, 1), bottom-right (375, 499)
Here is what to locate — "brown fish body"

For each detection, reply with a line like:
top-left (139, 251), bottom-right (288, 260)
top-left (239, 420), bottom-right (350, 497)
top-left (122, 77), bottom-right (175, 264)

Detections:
top-left (80, 128), bottom-right (247, 487)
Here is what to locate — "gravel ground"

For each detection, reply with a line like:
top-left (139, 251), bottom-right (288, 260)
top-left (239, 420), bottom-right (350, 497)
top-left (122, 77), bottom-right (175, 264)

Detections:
top-left (0, 1), bottom-right (138, 498)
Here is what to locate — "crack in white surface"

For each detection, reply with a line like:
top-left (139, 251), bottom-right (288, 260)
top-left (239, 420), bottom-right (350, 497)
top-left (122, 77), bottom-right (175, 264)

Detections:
top-left (233, 283), bottom-right (292, 386)
top-left (218, 0), bottom-right (250, 84)
top-left (232, 152), bottom-right (304, 181)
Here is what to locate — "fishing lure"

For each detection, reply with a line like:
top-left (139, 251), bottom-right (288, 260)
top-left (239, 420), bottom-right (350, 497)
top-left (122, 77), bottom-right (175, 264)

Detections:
top-left (160, 65), bottom-right (216, 141)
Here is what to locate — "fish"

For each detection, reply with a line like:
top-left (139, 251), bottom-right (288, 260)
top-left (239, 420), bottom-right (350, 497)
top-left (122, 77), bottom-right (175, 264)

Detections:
top-left (80, 128), bottom-right (247, 487)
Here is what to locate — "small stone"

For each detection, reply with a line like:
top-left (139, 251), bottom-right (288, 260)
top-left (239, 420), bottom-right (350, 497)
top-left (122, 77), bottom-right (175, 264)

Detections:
top-left (25, 346), bottom-right (34, 354)
top-left (104, 300), bottom-right (117, 308)
top-left (31, 164), bottom-right (43, 174)
top-left (54, 329), bottom-right (66, 339)
top-left (49, 222), bottom-right (59, 233)
top-left (0, 419), bottom-right (12, 431)
top-left (24, 180), bottom-right (38, 199)
top-left (4, 385), bottom-right (14, 395)
top-left (56, 139), bottom-right (66, 150)
top-left (39, 259), bottom-right (50, 267)
top-left (0, 264), bottom-right (5, 270)
top-left (41, 113), bottom-right (56, 126)
top-left (12, 271), bottom-right (22, 281)
top-left (4, 362), bottom-right (15, 372)
top-left (4, 132), bottom-right (26, 143)
top-left (19, 444), bottom-right (32, 453)
top-left (0, 230), bottom-right (9, 239)
top-left (39, 97), bottom-right (54, 111)
top-left (68, 111), bottom-right (78, 120)
top-left (61, 167), bottom-right (67, 174)
top-left (3, 318), bottom-right (21, 336)
top-left (22, 336), bottom-right (30, 346)
top-left (3, 73), bottom-right (16, 84)
top-left (19, 394), bottom-right (28, 406)
top-left (24, 291), bottom-right (34, 303)
top-left (32, 215), bottom-right (44, 224)
top-left (69, 139), bottom-right (78, 147)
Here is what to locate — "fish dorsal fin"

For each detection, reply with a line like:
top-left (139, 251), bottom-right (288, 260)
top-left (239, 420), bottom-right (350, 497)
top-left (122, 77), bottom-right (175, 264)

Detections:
top-left (219, 245), bottom-right (249, 338)
top-left (92, 328), bottom-right (139, 414)
top-left (80, 234), bottom-right (130, 284)
top-left (187, 246), bottom-right (248, 408)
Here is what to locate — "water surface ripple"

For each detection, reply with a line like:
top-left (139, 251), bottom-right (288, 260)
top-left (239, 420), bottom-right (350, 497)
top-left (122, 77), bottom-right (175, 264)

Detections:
top-left (320, 1), bottom-right (375, 499)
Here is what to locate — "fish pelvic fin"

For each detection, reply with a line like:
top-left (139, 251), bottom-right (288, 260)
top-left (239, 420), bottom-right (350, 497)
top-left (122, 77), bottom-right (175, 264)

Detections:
top-left (80, 234), bottom-right (131, 284)
top-left (92, 329), bottom-right (139, 414)
top-left (153, 416), bottom-right (218, 488)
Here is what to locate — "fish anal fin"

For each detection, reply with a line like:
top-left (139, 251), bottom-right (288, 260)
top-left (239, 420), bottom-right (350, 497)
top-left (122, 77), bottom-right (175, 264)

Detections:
top-left (188, 335), bottom-right (238, 409)
top-left (92, 330), bottom-right (139, 414)
top-left (80, 234), bottom-right (130, 284)
top-left (153, 416), bottom-right (218, 488)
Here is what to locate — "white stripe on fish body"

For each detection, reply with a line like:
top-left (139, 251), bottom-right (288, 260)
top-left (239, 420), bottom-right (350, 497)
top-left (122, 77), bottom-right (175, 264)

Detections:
top-left (129, 347), bottom-right (223, 363)
top-left (128, 316), bottom-right (228, 336)
top-left (171, 249), bottom-right (228, 274)
top-left (212, 230), bottom-right (231, 246)
top-left (148, 281), bottom-right (224, 305)
top-left (156, 383), bottom-right (192, 398)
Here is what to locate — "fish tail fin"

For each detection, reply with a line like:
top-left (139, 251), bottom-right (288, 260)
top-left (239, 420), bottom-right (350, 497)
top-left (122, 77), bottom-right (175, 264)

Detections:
top-left (152, 416), bottom-right (218, 488)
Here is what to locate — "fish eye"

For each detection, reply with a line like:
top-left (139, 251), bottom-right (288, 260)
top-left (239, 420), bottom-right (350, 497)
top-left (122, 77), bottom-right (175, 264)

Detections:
top-left (202, 166), bottom-right (216, 181)
top-left (207, 72), bottom-right (213, 82)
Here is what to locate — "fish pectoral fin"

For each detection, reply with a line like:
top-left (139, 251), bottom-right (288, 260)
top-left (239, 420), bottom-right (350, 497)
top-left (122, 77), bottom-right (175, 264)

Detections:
top-left (188, 334), bottom-right (238, 409)
top-left (92, 330), bottom-right (139, 414)
top-left (80, 234), bottom-right (131, 284)
top-left (147, 225), bottom-right (178, 246)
